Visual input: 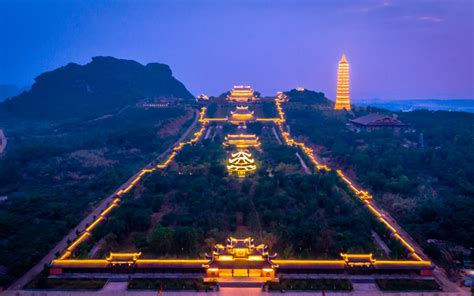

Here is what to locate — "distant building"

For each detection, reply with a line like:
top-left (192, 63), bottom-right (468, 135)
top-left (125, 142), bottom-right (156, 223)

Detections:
top-left (205, 237), bottom-right (277, 278)
top-left (276, 91), bottom-right (288, 102)
top-left (229, 106), bottom-right (255, 124)
top-left (350, 113), bottom-right (408, 130)
top-left (197, 94), bottom-right (209, 101)
top-left (334, 54), bottom-right (351, 110)
top-left (226, 86), bottom-right (258, 102)
top-left (224, 134), bottom-right (261, 149)
top-left (227, 151), bottom-right (257, 177)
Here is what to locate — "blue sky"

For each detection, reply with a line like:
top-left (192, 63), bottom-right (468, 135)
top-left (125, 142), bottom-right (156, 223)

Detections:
top-left (0, 0), bottom-right (473, 101)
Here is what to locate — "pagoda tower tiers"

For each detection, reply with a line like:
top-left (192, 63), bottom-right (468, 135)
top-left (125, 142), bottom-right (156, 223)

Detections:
top-left (334, 54), bottom-right (351, 110)
top-left (227, 151), bottom-right (257, 177)
top-left (227, 86), bottom-right (258, 102)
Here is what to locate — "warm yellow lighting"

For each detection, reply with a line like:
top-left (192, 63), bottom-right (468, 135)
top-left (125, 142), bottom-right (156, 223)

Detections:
top-left (229, 106), bottom-right (255, 123)
top-left (334, 54), bottom-right (351, 110)
top-left (224, 134), bottom-right (261, 149)
top-left (217, 255), bottom-right (234, 261)
top-left (226, 86), bottom-right (258, 102)
top-left (227, 150), bottom-right (257, 177)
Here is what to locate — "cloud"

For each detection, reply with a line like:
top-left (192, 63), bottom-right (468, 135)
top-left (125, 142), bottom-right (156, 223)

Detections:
top-left (417, 16), bottom-right (444, 23)
top-left (343, 0), bottom-right (393, 14)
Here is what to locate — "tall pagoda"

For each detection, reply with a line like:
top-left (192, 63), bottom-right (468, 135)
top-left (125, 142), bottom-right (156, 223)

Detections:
top-left (334, 54), bottom-right (351, 110)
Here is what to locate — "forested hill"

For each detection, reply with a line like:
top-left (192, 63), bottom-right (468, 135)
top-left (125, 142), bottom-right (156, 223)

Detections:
top-left (0, 56), bottom-right (194, 120)
top-left (284, 89), bottom-right (333, 106)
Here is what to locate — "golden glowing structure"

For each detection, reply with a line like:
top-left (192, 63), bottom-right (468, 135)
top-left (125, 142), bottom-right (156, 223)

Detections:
top-left (50, 92), bottom-right (435, 281)
top-left (205, 237), bottom-right (277, 278)
top-left (224, 134), bottom-right (260, 149)
top-left (229, 106), bottom-right (255, 124)
top-left (227, 151), bottom-right (257, 177)
top-left (226, 85), bottom-right (258, 102)
top-left (334, 54), bottom-right (351, 110)
top-left (106, 252), bottom-right (142, 267)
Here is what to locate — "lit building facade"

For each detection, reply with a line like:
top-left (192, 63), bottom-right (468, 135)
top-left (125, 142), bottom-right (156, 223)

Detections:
top-left (227, 86), bottom-right (258, 102)
top-left (205, 237), bottom-right (277, 278)
top-left (227, 151), bottom-right (257, 177)
top-left (224, 134), bottom-right (260, 149)
top-left (334, 54), bottom-right (351, 110)
top-left (229, 106), bottom-right (255, 124)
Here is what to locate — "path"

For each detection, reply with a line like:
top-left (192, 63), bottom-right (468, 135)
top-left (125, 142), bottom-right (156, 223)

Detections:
top-left (8, 109), bottom-right (200, 290)
top-left (0, 129), bottom-right (6, 155)
top-left (295, 152), bottom-right (311, 174)
top-left (271, 126), bottom-right (282, 144)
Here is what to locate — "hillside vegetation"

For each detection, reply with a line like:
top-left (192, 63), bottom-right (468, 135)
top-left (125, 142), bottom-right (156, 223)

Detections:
top-left (285, 91), bottom-right (474, 272)
top-left (0, 56), bottom-right (194, 120)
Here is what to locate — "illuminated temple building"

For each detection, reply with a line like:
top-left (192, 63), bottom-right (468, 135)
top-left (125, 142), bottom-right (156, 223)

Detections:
top-left (227, 86), bottom-right (258, 102)
top-left (229, 106), bottom-right (255, 124)
top-left (205, 237), bottom-right (277, 278)
top-left (224, 134), bottom-right (260, 149)
top-left (227, 151), bottom-right (257, 177)
top-left (334, 54), bottom-right (351, 110)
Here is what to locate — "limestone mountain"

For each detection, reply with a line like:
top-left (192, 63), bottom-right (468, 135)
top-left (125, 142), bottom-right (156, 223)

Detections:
top-left (0, 57), bottom-right (194, 120)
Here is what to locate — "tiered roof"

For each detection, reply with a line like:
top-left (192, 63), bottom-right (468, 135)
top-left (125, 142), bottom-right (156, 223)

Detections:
top-left (334, 54), bottom-right (351, 110)
top-left (224, 134), bottom-right (260, 149)
top-left (227, 86), bottom-right (258, 102)
top-left (205, 237), bottom-right (277, 269)
top-left (227, 151), bottom-right (257, 177)
top-left (229, 106), bottom-right (255, 124)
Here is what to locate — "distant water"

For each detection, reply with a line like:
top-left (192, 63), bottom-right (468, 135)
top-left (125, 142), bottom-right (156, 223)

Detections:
top-left (357, 99), bottom-right (474, 113)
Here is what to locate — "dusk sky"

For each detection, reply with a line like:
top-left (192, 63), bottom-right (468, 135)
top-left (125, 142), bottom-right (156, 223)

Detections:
top-left (1, 0), bottom-right (473, 101)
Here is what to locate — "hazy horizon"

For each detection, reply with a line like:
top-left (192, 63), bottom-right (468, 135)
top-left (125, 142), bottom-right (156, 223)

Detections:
top-left (1, 0), bottom-right (473, 101)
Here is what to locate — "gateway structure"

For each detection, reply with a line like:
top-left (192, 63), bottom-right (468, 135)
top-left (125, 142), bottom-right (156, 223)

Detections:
top-left (50, 236), bottom-right (433, 278)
